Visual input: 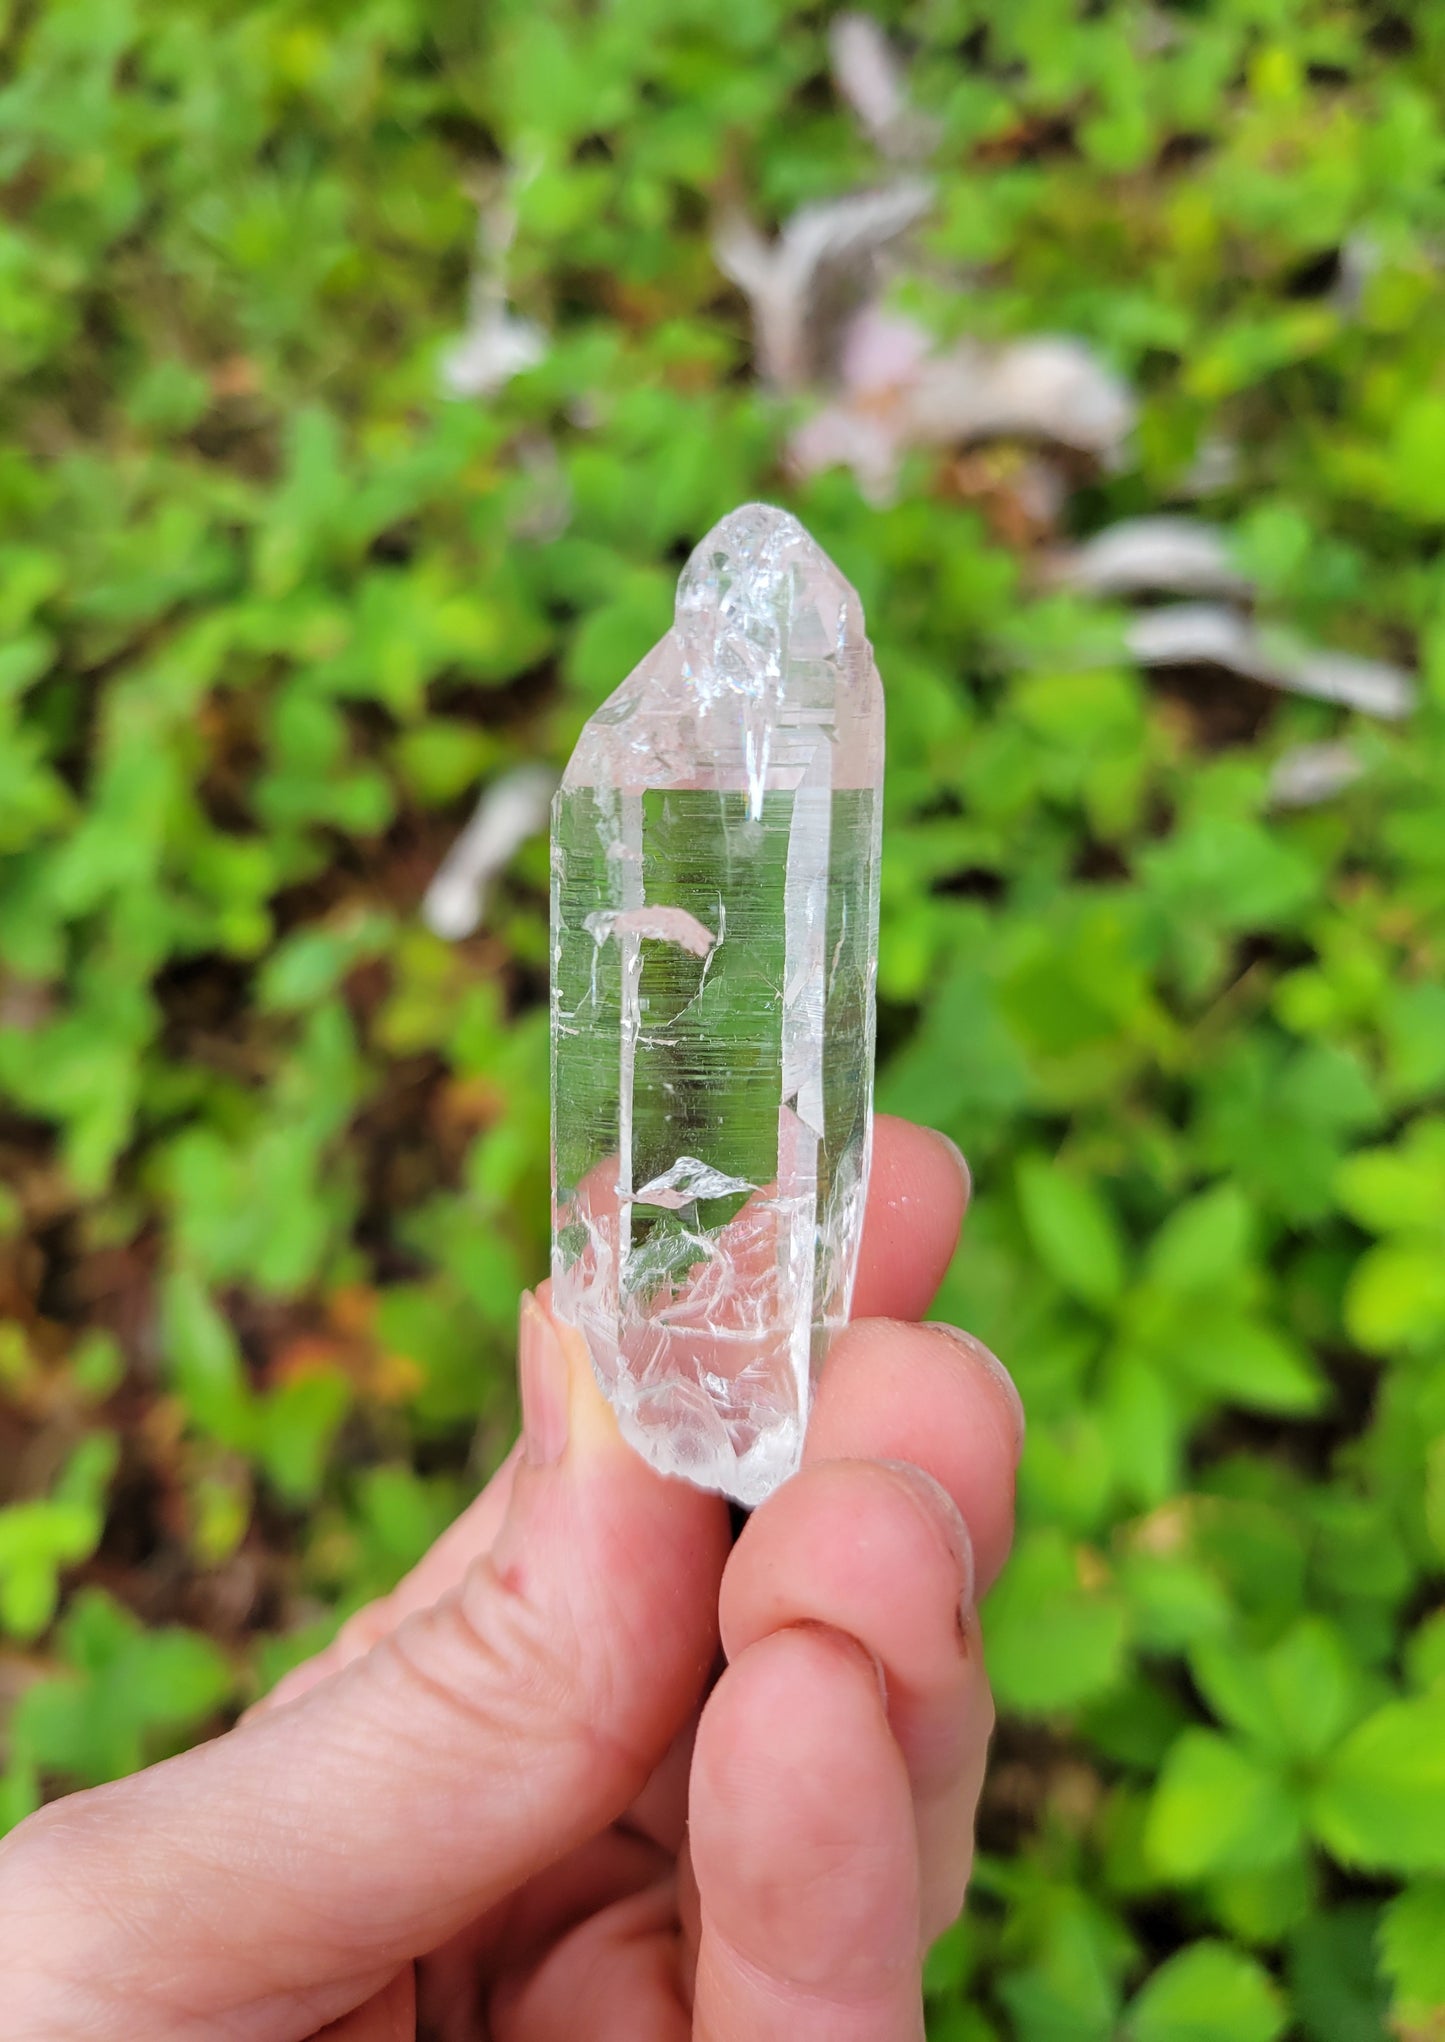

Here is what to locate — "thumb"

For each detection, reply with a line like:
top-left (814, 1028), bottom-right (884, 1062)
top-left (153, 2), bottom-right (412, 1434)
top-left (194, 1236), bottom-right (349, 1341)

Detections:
top-left (0, 1297), bottom-right (729, 2033)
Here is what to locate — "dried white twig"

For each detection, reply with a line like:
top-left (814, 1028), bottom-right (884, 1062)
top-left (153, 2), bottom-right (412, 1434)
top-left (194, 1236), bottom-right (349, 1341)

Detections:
top-left (441, 182), bottom-right (547, 399)
top-left (1176, 436), bottom-right (1242, 498)
top-left (1332, 231), bottom-right (1381, 317)
top-left (715, 180), bottom-right (933, 391)
top-left (1268, 741), bottom-right (1366, 808)
top-left (1046, 517), bottom-right (1251, 600)
top-left (422, 765), bottom-right (558, 939)
top-left (508, 434), bottom-right (571, 543)
top-left (786, 306), bottom-right (932, 500)
top-left (907, 336), bottom-right (1136, 463)
top-left (1127, 605), bottom-right (1416, 719)
top-left (790, 316), bottom-right (1136, 498)
top-left (829, 14), bottom-right (937, 160)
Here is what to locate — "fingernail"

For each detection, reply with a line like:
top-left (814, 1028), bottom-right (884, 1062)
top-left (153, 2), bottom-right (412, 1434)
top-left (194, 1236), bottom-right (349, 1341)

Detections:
top-left (923, 1322), bottom-right (1026, 1457)
top-left (876, 1458), bottom-right (975, 1604)
top-left (519, 1290), bottom-right (570, 1466)
top-left (804, 1622), bottom-right (889, 1709)
top-left (925, 1127), bottom-right (971, 1199)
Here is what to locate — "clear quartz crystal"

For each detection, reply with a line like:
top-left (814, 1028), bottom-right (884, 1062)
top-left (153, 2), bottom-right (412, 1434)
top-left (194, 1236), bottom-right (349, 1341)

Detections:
top-left (550, 504), bottom-right (884, 1504)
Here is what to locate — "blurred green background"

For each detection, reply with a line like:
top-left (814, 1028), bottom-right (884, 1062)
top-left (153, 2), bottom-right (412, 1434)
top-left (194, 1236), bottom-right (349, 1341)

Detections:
top-left (3, 0), bottom-right (1445, 2033)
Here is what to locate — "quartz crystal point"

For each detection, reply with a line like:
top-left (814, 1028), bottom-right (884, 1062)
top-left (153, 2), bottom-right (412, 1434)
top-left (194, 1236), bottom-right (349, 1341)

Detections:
top-left (550, 504), bottom-right (884, 1504)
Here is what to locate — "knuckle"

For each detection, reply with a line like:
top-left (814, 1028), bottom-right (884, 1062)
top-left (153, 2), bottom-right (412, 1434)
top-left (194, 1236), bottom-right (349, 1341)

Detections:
top-left (379, 1550), bottom-right (653, 1795)
top-left (335, 1594), bottom-right (396, 1659)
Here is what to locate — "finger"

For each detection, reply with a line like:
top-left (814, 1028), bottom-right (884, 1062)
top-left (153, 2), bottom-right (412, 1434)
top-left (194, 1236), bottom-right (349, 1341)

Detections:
top-left (690, 1626), bottom-right (924, 2040)
top-left (258, 1443), bottom-right (523, 1713)
top-left (806, 1318), bottom-right (1023, 1596)
top-left (853, 1117), bottom-right (969, 1321)
top-left (0, 1296), bottom-right (731, 2030)
top-left (419, 1829), bottom-right (672, 2041)
top-left (618, 1705), bottom-right (701, 1854)
top-left (317, 1967), bottom-right (415, 2040)
top-left (720, 1459), bottom-right (993, 1939)
top-left (490, 1884), bottom-right (687, 2042)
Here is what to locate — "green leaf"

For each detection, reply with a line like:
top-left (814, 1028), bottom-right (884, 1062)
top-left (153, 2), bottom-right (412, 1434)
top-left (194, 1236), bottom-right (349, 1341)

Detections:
top-left (1016, 1156), bottom-right (1128, 1309)
top-left (374, 1281), bottom-right (504, 1429)
top-left (256, 1371), bottom-right (351, 1505)
top-left (159, 1266), bottom-right (256, 1451)
top-left (1169, 1310), bottom-right (1326, 1416)
top-left (1141, 814), bottom-right (1317, 941)
top-left (256, 910), bottom-right (393, 1013)
top-left (1406, 1610), bottom-right (1445, 1694)
top-left (1287, 1905), bottom-right (1389, 2042)
top-left (564, 567), bottom-right (672, 706)
top-left (1381, 984), bottom-right (1445, 1104)
top-left (1019, 1409), bottom-right (1116, 1535)
top-left (0, 1438), bottom-right (116, 1639)
top-left (1378, 1880), bottom-right (1445, 2018)
top-left (11, 1590), bottom-right (232, 1786)
top-left (1146, 1729), bottom-right (1303, 1879)
top-left (1384, 391), bottom-right (1445, 523)
top-left (1426, 1437), bottom-right (1445, 1566)
top-left (1116, 1548), bottom-right (1231, 1655)
top-left (395, 722), bottom-right (503, 806)
top-left (878, 932), bottom-right (1030, 1139)
top-left (1191, 1619), bottom-right (1360, 1762)
top-left (1208, 1856), bottom-right (1314, 1945)
top-left (1127, 1942), bottom-right (1286, 2042)
top-left (1335, 1120), bottom-right (1445, 1236)
top-left (995, 1882), bottom-right (1130, 2042)
top-left (1259, 1619), bottom-right (1363, 1761)
top-left (1100, 1353), bottom-right (1186, 1510)
top-left (1196, 1039), bottom-right (1380, 1224)
top-left (1345, 1242), bottom-right (1445, 1352)
top-left (986, 1529), bottom-right (1131, 1715)
top-left (1142, 1185), bottom-right (1252, 1296)
top-left (924, 1914), bottom-right (979, 1998)
top-left (1313, 1694), bottom-right (1445, 1872)
top-left (0, 1757), bottom-right (40, 1837)
top-left (1194, 1497), bottom-right (1308, 1631)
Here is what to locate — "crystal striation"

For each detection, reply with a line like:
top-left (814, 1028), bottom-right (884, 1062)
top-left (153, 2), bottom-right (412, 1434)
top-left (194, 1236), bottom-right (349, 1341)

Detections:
top-left (550, 504), bottom-right (884, 1504)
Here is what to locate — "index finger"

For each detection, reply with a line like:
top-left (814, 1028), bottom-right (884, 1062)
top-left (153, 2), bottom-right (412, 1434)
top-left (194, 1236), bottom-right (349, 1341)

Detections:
top-left (852, 1115), bottom-right (969, 1321)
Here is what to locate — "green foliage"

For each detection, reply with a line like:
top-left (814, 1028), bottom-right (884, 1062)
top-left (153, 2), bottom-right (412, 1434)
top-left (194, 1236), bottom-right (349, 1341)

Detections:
top-left (0, 1435), bottom-right (116, 1637)
top-left (1, 0), bottom-right (1444, 2034)
top-left (5, 1591), bottom-right (233, 1822)
top-left (1379, 1882), bottom-right (1445, 2027)
top-left (1288, 1906), bottom-right (1390, 2042)
top-left (987, 1528), bottom-right (1132, 1714)
top-left (1126, 1941), bottom-right (1286, 2042)
top-left (1312, 1695), bottom-right (1445, 1874)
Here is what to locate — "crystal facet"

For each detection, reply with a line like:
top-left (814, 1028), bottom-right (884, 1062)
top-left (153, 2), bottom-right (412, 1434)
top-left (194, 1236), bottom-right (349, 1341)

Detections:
top-left (550, 504), bottom-right (884, 1504)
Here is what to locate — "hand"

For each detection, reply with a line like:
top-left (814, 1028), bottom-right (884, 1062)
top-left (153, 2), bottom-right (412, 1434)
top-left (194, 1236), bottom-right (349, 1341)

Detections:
top-left (0, 1116), bottom-right (1022, 2041)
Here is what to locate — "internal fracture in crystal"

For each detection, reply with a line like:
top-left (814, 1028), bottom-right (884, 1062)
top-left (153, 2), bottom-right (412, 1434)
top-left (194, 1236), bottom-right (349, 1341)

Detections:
top-left (550, 504), bottom-right (884, 1504)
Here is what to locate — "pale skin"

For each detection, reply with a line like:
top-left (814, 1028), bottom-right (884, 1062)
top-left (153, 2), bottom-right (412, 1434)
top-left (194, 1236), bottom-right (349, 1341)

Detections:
top-left (0, 1117), bottom-right (1023, 2041)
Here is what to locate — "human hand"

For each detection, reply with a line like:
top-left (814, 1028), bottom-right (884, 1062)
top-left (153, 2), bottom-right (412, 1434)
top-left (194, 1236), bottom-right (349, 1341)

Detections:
top-left (0, 1116), bottom-right (1022, 2041)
